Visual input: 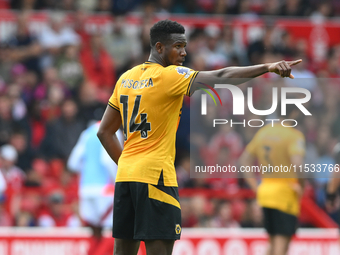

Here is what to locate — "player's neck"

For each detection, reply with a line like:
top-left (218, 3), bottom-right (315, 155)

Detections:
top-left (148, 51), bottom-right (167, 67)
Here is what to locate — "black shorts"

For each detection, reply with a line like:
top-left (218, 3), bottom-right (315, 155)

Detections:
top-left (263, 207), bottom-right (298, 236)
top-left (112, 182), bottom-right (182, 240)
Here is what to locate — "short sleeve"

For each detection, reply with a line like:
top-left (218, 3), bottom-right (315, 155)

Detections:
top-left (245, 138), bottom-right (257, 156)
top-left (288, 132), bottom-right (305, 156)
top-left (108, 73), bottom-right (126, 111)
top-left (245, 130), bottom-right (260, 156)
top-left (162, 65), bottom-right (199, 97)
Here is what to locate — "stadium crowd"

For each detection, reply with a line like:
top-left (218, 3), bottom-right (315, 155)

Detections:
top-left (2, 0), bottom-right (340, 17)
top-left (1, 0), bottom-right (340, 229)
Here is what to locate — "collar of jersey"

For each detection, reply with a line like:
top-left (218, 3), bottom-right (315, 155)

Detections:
top-left (144, 61), bottom-right (161, 65)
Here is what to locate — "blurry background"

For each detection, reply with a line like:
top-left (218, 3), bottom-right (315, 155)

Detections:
top-left (0, 0), bottom-right (340, 247)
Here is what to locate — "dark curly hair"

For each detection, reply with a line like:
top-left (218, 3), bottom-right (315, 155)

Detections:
top-left (150, 20), bottom-right (185, 47)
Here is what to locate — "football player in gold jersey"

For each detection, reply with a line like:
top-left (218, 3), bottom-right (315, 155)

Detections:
top-left (239, 105), bottom-right (306, 255)
top-left (326, 143), bottom-right (340, 249)
top-left (97, 20), bottom-right (302, 255)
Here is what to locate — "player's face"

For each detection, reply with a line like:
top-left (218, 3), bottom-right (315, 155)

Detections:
top-left (163, 34), bottom-right (187, 66)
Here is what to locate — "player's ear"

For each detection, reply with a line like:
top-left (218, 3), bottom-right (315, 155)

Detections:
top-left (155, 42), bottom-right (163, 54)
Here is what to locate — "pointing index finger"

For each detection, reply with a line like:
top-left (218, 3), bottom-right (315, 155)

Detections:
top-left (288, 59), bottom-right (302, 66)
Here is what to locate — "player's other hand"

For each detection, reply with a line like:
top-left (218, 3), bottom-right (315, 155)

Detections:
top-left (267, 59), bottom-right (302, 79)
top-left (325, 192), bottom-right (339, 213)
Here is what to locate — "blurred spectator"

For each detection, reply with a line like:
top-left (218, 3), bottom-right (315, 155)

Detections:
top-left (111, 0), bottom-right (141, 14)
top-left (77, 0), bottom-right (97, 12)
top-left (139, 13), bottom-right (155, 57)
top-left (180, 198), bottom-right (196, 227)
top-left (209, 200), bottom-right (240, 228)
top-left (39, 12), bottom-right (80, 68)
top-left (78, 82), bottom-right (106, 126)
top-left (205, 125), bottom-right (243, 167)
top-left (7, 12), bottom-right (42, 75)
top-left (188, 195), bottom-right (210, 227)
top-left (212, 0), bottom-right (230, 14)
top-left (237, 0), bottom-right (258, 19)
top-left (7, 83), bottom-right (27, 122)
top-left (274, 31), bottom-right (297, 58)
top-left (28, 100), bottom-right (47, 150)
top-left (15, 211), bottom-right (35, 226)
top-left (311, 2), bottom-right (333, 22)
top-left (0, 144), bottom-right (25, 219)
top-left (312, 125), bottom-right (336, 206)
top-left (44, 0), bottom-right (77, 11)
top-left (172, 0), bottom-right (205, 13)
top-left (0, 195), bottom-right (11, 226)
top-left (240, 200), bottom-right (263, 228)
top-left (157, 0), bottom-right (173, 14)
top-left (190, 101), bottom-right (219, 153)
top-left (0, 95), bottom-right (30, 146)
top-left (56, 45), bottom-right (83, 95)
top-left (262, 0), bottom-right (281, 15)
top-left (73, 10), bottom-right (91, 46)
top-left (0, 171), bottom-right (6, 225)
top-left (9, 63), bottom-right (28, 92)
top-left (217, 25), bottom-right (248, 66)
top-left (95, 0), bottom-right (112, 12)
top-left (247, 26), bottom-right (276, 65)
top-left (33, 67), bottom-right (71, 122)
top-left (37, 190), bottom-right (81, 227)
top-left (10, 0), bottom-right (45, 10)
top-left (103, 15), bottom-right (141, 77)
top-left (0, 169), bottom-right (6, 194)
top-left (40, 85), bottom-right (65, 122)
top-left (0, 144), bottom-right (25, 189)
top-left (321, 84), bottom-right (338, 126)
top-left (24, 166), bottom-right (43, 187)
top-left (21, 70), bottom-right (38, 106)
top-left (34, 67), bottom-right (68, 101)
top-left (9, 129), bottom-right (34, 172)
top-left (68, 122), bottom-right (123, 255)
top-left (181, 28), bottom-right (205, 68)
top-left (201, 25), bottom-right (228, 70)
top-left (327, 55), bottom-right (340, 78)
top-left (0, 44), bottom-right (13, 83)
top-left (303, 115), bottom-right (318, 144)
top-left (39, 99), bottom-right (85, 160)
top-left (176, 153), bottom-right (191, 188)
top-left (280, 0), bottom-right (306, 16)
top-left (80, 34), bottom-right (116, 103)
top-left (62, 0), bottom-right (76, 11)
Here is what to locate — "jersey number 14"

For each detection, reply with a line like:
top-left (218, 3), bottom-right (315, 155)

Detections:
top-left (120, 95), bottom-right (151, 140)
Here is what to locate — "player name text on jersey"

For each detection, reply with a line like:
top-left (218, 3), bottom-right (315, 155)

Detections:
top-left (120, 78), bottom-right (154, 90)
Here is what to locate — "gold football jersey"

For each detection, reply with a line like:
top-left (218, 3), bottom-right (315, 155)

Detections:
top-left (109, 62), bottom-right (198, 186)
top-left (246, 124), bottom-right (305, 215)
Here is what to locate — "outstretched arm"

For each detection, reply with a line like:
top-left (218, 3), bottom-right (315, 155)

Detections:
top-left (191, 59), bottom-right (302, 91)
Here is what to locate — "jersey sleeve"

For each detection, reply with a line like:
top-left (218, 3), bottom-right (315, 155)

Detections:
top-left (245, 131), bottom-right (260, 156)
top-left (108, 73), bottom-right (127, 111)
top-left (288, 131), bottom-right (305, 156)
top-left (162, 65), bottom-right (199, 97)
